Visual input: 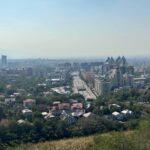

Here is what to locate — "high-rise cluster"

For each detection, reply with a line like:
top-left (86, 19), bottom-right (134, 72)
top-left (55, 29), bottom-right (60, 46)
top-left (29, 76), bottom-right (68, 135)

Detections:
top-left (94, 56), bottom-right (135, 96)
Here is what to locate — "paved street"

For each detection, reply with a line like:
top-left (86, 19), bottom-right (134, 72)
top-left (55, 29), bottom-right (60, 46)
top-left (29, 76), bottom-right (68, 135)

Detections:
top-left (72, 72), bottom-right (96, 100)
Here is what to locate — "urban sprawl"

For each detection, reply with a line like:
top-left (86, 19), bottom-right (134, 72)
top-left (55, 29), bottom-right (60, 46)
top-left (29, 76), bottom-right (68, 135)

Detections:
top-left (0, 55), bottom-right (150, 148)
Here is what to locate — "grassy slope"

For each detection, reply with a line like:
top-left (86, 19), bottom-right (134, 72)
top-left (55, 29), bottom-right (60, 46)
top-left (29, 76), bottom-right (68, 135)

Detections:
top-left (12, 136), bottom-right (95, 150)
top-left (11, 131), bottom-right (150, 150)
top-left (10, 116), bottom-right (150, 150)
top-left (11, 131), bottom-right (147, 150)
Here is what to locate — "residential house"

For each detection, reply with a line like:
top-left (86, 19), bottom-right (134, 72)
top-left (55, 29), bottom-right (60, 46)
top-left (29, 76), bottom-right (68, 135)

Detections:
top-left (22, 109), bottom-right (32, 116)
top-left (5, 98), bottom-right (16, 104)
top-left (112, 111), bottom-right (124, 121)
top-left (23, 99), bottom-right (36, 108)
top-left (58, 103), bottom-right (70, 110)
top-left (71, 103), bottom-right (83, 110)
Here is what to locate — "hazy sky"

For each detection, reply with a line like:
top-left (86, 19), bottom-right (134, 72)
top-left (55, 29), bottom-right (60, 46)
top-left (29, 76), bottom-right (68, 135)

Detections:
top-left (0, 0), bottom-right (150, 59)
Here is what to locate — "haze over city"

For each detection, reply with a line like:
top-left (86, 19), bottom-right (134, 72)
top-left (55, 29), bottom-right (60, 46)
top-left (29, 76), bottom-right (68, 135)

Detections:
top-left (0, 1), bottom-right (150, 150)
top-left (0, 0), bottom-right (150, 59)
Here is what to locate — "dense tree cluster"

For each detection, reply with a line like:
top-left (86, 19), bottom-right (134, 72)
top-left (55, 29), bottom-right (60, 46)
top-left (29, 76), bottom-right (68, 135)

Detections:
top-left (0, 116), bottom-right (124, 149)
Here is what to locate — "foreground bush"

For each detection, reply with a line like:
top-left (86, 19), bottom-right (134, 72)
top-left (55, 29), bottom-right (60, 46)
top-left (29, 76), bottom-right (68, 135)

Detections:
top-left (92, 116), bottom-right (150, 150)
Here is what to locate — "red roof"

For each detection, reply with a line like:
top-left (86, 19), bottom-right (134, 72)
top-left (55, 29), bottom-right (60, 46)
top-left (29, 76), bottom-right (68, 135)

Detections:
top-left (23, 99), bottom-right (35, 103)
top-left (71, 103), bottom-right (83, 110)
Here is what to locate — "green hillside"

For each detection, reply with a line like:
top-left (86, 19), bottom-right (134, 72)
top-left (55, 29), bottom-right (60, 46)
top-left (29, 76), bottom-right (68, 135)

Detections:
top-left (10, 116), bottom-right (150, 150)
top-left (13, 136), bottom-right (95, 150)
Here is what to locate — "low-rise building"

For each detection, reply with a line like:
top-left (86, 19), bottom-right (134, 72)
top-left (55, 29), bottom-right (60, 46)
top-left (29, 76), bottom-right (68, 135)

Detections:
top-left (71, 103), bottom-right (83, 110)
top-left (112, 111), bottom-right (123, 120)
top-left (52, 101), bottom-right (61, 110)
top-left (71, 109), bottom-right (85, 117)
top-left (17, 119), bottom-right (25, 124)
top-left (121, 109), bottom-right (133, 116)
top-left (5, 98), bottom-right (16, 104)
top-left (23, 99), bottom-right (36, 108)
top-left (0, 94), bottom-right (5, 99)
top-left (22, 109), bottom-right (32, 116)
top-left (109, 104), bottom-right (121, 111)
top-left (133, 77), bottom-right (146, 88)
top-left (51, 78), bottom-right (61, 85)
top-left (41, 112), bottom-right (48, 117)
top-left (13, 93), bottom-right (20, 97)
top-left (58, 103), bottom-right (70, 110)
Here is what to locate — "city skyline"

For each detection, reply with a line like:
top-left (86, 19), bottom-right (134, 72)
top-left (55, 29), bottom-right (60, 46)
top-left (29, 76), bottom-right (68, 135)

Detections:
top-left (0, 0), bottom-right (150, 59)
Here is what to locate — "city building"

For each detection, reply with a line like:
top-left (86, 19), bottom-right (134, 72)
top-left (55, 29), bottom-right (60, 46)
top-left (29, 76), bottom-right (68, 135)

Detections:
top-left (133, 77), bottom-right (146, 88)
top-left (94, 77), bottom-right (104, 96)
top-left (1, 55), bottom-right (7, 67)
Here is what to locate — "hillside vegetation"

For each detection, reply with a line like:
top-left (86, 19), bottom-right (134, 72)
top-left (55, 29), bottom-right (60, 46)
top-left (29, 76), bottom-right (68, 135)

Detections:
top-left (10, 116), bottom-right (150, 150)
top-left (12, 136), bottom-right (95, 150)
